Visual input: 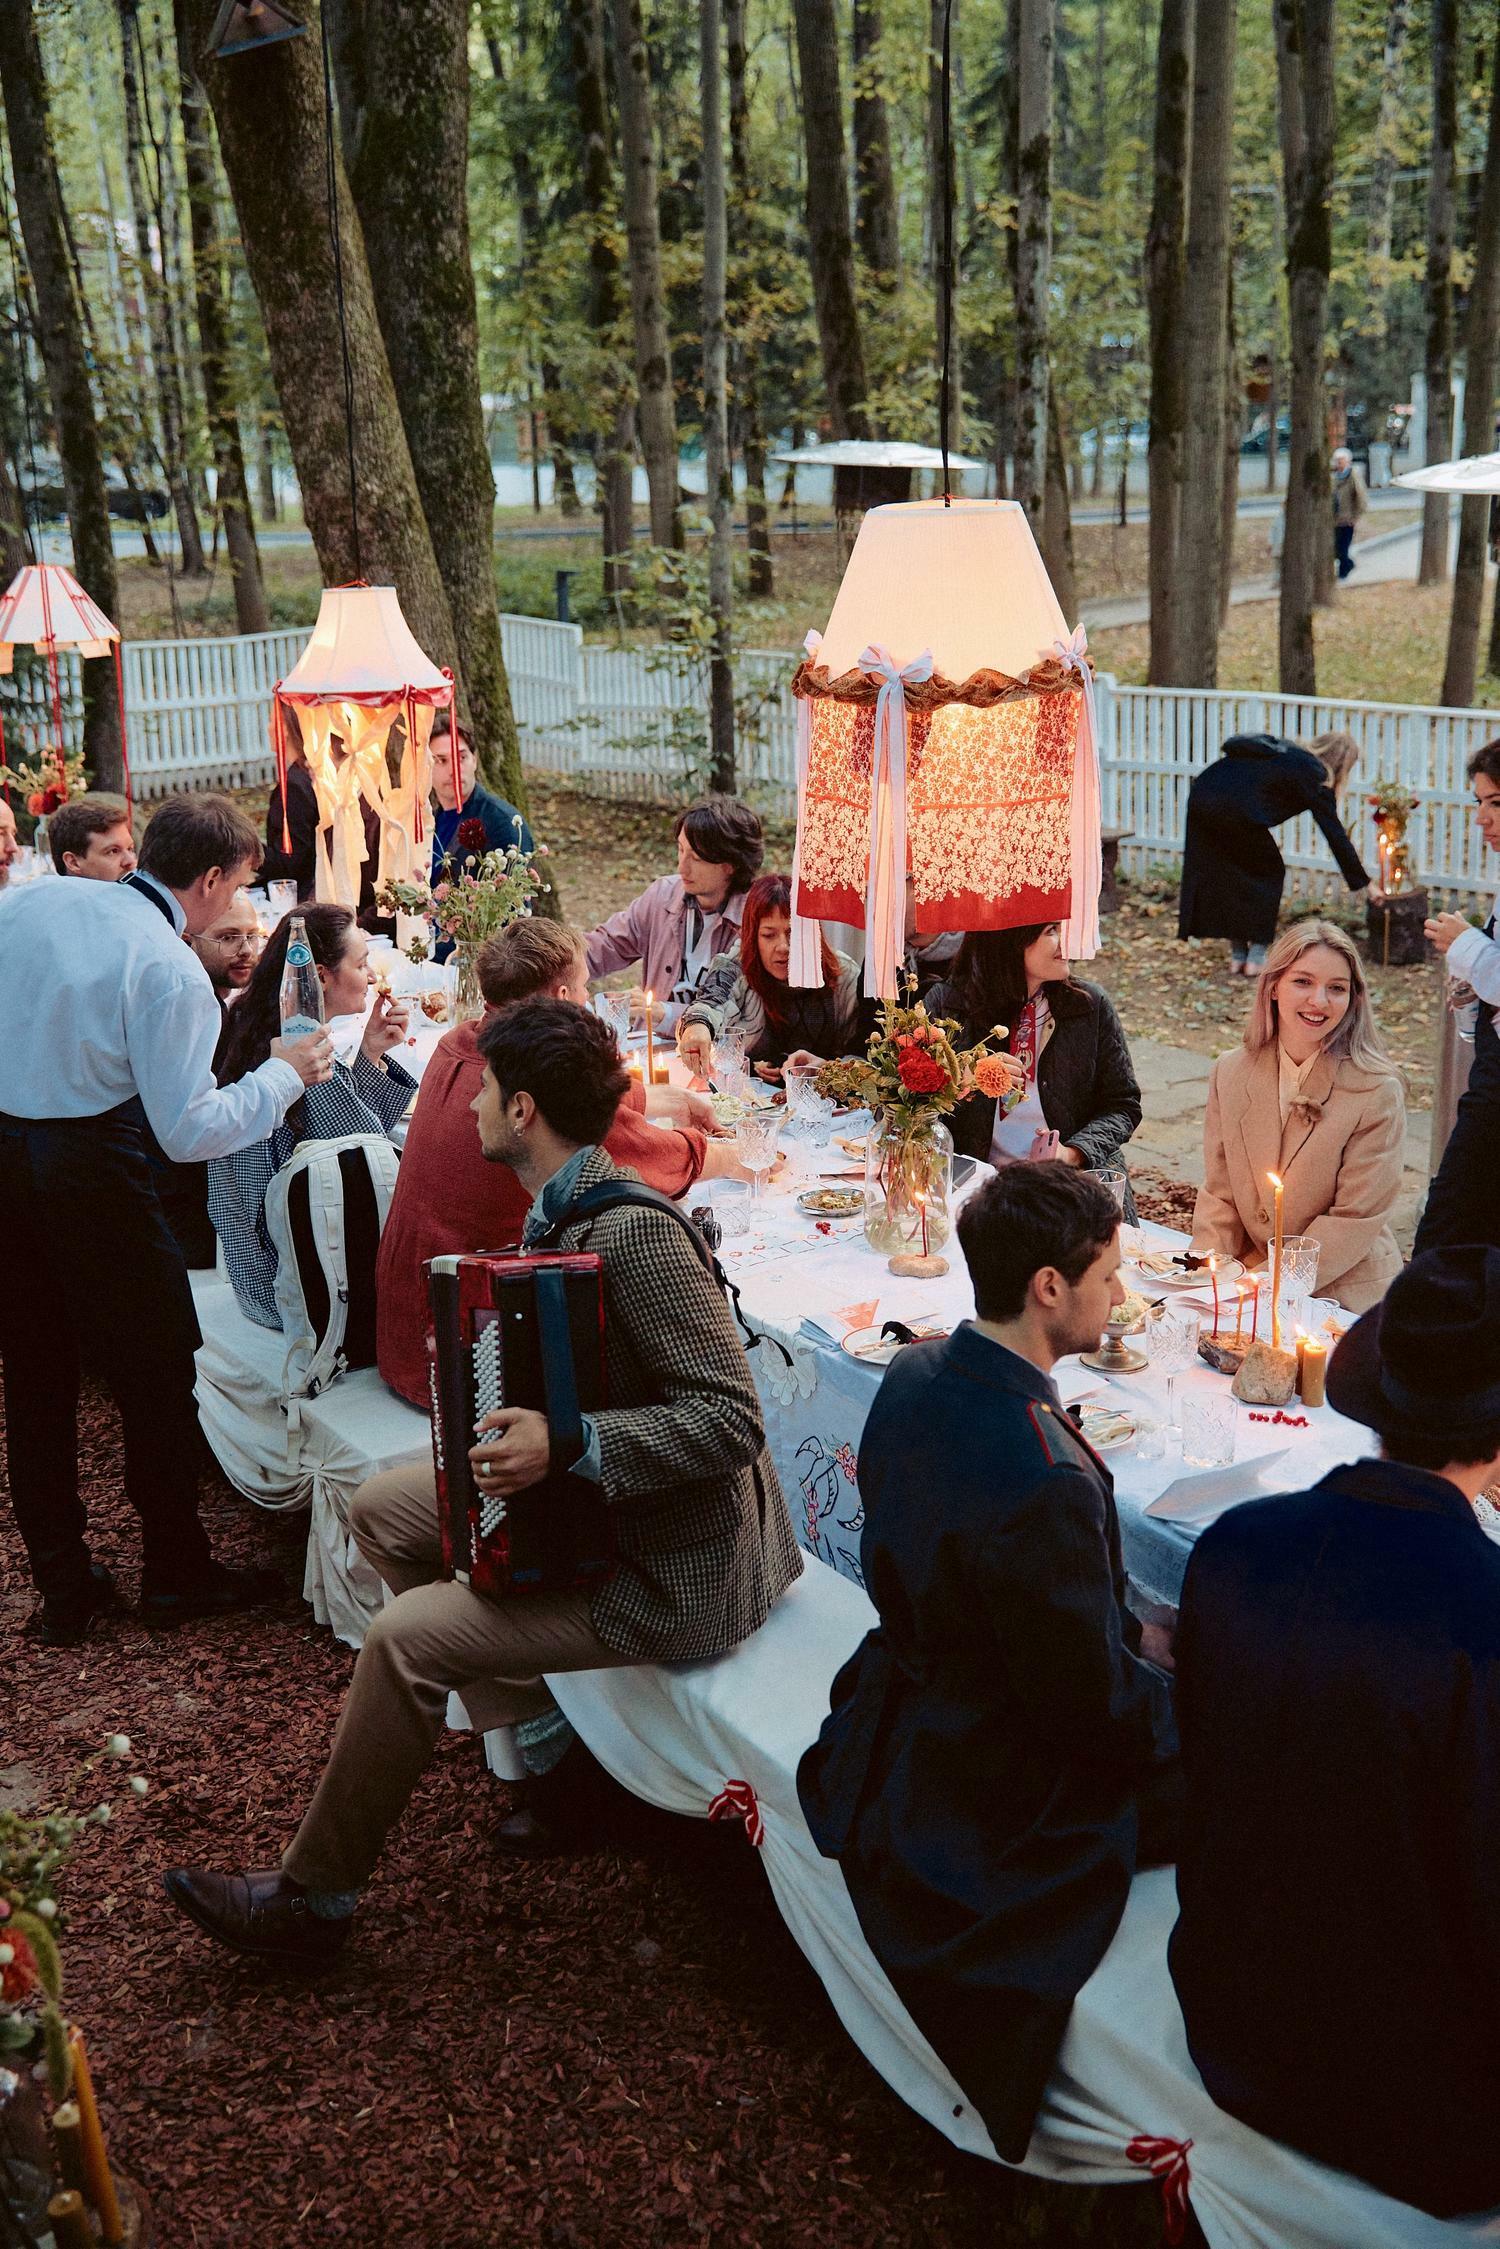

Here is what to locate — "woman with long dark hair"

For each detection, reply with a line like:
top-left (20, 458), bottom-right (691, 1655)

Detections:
top-left (928, 922), bottom-right (1142, 1209)
top-left (210, 904), bottom-right (415, 1328)
top-left (675, 873), bottom-right (860, 1080)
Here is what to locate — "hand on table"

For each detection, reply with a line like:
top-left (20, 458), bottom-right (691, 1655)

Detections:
top-left (272, 1027), bottom-right (335, 1086)
top-left (1425, 910), bottom-right (1472, 956)
top-left (781, 1048), bottom-right (826, 1075)
top-left (360, 989), bottom-right (411, 1065)
top-left (753, 1060), bottom-right (784, 1084)
top-left (470, 1406), bottom-right (552, 1497)
top-left (629, 985), bottom-right (665, 1025)
top-left (675, 1021), bottom-right (715, 1076)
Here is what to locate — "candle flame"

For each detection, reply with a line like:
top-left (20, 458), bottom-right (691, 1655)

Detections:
top-left (1267, 1171), bottom-right (1283, 1191)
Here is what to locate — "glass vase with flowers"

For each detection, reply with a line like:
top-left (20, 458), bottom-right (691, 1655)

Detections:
top-left (378, 839), bottom-right (547, 1019)
top-left (814, 990), bottom-right (1008, 1256)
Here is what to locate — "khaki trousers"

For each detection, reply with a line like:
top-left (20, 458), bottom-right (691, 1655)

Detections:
top-left (283, 1457), bottom-right (633, 1893)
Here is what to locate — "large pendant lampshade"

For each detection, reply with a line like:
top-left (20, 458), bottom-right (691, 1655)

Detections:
top-left (273, 582), bottom-right (454, 911)
top-left (789, 498), bottom-right (1101, 998)
top-left (0, 563), bottom-right (128, 808)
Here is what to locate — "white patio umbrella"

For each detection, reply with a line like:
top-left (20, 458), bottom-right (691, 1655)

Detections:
top-left (1395, 451), bottom-right (1500, 494)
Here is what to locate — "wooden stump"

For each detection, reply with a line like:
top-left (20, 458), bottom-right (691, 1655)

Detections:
top-left (1364, 885), bottom-right (1429, 968)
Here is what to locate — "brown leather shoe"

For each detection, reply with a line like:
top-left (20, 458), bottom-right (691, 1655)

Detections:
top-left (163, 1867), bottom-right (351, 1967)
top-left (494, 1770), bottom-right (583, 1859)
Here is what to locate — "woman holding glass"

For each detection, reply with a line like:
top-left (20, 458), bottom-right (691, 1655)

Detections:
top-left (676, 874), bottom-right (860, 1083)
top-left (927, 922), bottom-right (1143, 1217)
top-left (1192, 921), bottom-right (1405, 1312)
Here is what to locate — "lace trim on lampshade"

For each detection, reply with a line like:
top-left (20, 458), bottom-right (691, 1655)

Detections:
top-left (790, 650), bottom-right (1092, 710)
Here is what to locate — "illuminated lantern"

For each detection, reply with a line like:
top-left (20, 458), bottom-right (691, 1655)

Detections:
top-left (273, 582), bottom-right (454, 910)
top-left (0, 562), bottom-right (127, 808)
top-left (789, 498), bottom-right (1101, 995)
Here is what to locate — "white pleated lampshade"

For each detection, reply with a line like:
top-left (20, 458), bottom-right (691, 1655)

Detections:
top-left (816, 498), bottom-right (1070, 681)
top-left (280, 584), bottom-right (447, 699)
top-left (0, 563), bottom-right (119, 669)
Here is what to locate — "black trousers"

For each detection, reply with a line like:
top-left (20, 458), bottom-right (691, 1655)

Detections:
top-left (0, 1105), bottom-right (214, 1602)
top-left (1414, 1018), bottom-right (1500, 1256)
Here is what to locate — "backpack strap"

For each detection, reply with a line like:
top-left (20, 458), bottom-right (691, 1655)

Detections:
top-left (536, 1181), bottom-right (792, 1369)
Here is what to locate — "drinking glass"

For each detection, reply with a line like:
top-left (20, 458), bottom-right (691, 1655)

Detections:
top-left (708, 1180), bottom-right (752, 1239)
top-left (268, 878), bottom-right (298, 921)
top-left (1180, 1394), bottom-right (1236, 1469)
top-left (1135, 1413), bottom-right (1172, 1463)
top-left (1090, 1166), bottom-right (1128, 1213)
top-left (596, 989), bottom-right (633, 1043)
top-left (735, 1107), bottom-right (782, 1205)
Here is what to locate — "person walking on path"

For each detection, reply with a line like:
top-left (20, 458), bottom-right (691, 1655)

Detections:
top-left (0, 794), bottom-right (334, 1645)
top-left (1177, 731), bottom-right (1368, 976)
top-left (1331, 446), bottom-right (1367, 580)
top-left (1418, 740), bottom-right (1500, 1254)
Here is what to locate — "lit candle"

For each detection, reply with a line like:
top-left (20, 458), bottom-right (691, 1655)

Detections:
top-left (68, 2029), bottom-right (123, 2244)
top-left (1250, 1278), bottom-right (1259, 1343)
top-left (1209, 1254), bottom-right (1219, 1334)
top-left (1267, 1172), bottom-right (1285, 1350)
top-left (1299, 1331), bottom-right (1328, 1408)
top-left (1233, 1279), bottom-right (1246, 1347)
top-left (644, 988), bottom-right (657, 1086)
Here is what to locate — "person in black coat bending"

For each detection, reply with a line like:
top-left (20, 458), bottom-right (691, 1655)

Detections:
top-left (798, 1165), bottom-right (1179, 2165)
top-left (927, 922), bottom-right (1143, 1219)
top-left (1169, 1245), bottom-right (1500, 2220)
top-left (1177, 731), bottom-right (1368, 974)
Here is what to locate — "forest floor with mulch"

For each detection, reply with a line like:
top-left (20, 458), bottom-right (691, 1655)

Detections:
top-left (4, 1396), bottom-right (1181, 2249)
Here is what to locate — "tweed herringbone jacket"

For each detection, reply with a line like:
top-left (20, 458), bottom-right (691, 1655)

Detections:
top-left (541, 1148), bottom-right (802, 1660)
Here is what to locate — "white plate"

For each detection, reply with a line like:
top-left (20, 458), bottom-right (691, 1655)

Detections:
top-left (795, 1187), bottom-right (865, 1218)
top-left (840, 1321), bottom-right (950, 1368)
top-left (1078, 1405), bottom-right (1137, 1453)
top-left (1132, 1251), bottom-right (1244, 1289)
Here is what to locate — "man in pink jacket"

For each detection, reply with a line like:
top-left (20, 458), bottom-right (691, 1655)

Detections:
top-left (585, 794), bottom-right (764, 1032)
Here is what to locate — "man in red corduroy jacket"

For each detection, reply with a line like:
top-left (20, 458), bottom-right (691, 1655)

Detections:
top-left (375, 918), bottom-right (739, 1406)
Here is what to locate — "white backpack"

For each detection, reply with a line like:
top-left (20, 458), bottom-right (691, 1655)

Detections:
top-left (263, 1132), bottom-right (400, 1405)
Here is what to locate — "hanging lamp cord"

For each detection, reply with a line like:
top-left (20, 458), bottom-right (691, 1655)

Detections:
top-left (938, 0), bottom-right (955, 506)
top-left (319, 3), bottom-right (362, 577)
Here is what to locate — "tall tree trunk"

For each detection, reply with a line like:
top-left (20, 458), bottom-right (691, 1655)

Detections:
top-left (851, 0), bottom-right (899, 287)
top-left (1274, 0), bottom-right (1335, 695)
top-left (328, 0), bottom-right (527, 815)
top-left (1364, 1), bottom-right (1408, 291)
top-left (0, 0), bottom-right (123, 788)
top-left (1265, 332), bottom-right (1278, 490)
top-left (793, 0), bottom-right (869, 440)
top-left (566, 0), bottom-right (636, 594)
top-left (172, 0), bottom-right (268, 634)
top-left (1042, 396), bottom-right (1076, 619)
top-left (1174, 0), bottom-right (1237, 688)
top-left (700, 0), bottom-right (734, 790)
top-left (1220, 258), bottom-right (1240, 625)
top-left (726, 0), bottom-right (771, 596)
top-left (188, 0), bottom-right (457, 680)
top-left (1441, 10), bottom-right (1500, 707)
top-left (117, 0), bottom-right (206, 576)
top-left (611, 0), bottom-right (682, 547)
top-left (930, 0), bottom-right (961, 453)
top-left (1145, 0), bottom-right (1192, 683)
top-left (0, 296), bottom-right (31, 579)
top-left (1420, 0), bottom-right (1457, 586)
top-left (1014, 0), bottom-right (1054, 529)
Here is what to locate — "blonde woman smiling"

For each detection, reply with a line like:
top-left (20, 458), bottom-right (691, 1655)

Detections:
top-left (1192, 921), bottom-right (1406, 1311)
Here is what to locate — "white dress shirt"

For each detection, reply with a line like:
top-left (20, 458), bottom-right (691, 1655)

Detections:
top-left (0, 875), bottom-right (302, 1160)
top-left (1447, 890), bottom-right (1500, 1008)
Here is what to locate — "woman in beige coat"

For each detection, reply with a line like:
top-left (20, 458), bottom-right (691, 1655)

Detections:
top-left (1192, 920), bottom-right (1406, 1311)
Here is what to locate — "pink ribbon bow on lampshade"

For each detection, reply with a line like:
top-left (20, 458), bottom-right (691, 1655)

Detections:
top-left (788, 628), bottom-right (827, 989)
top-left (1049, 622), bottom-right (1102, 963)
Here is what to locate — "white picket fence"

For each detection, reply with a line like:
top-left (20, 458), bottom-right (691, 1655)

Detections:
top-left (4, 615), bottom-right (1495, 904)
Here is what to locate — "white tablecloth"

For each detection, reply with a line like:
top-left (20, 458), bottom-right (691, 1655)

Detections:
top-left (713, 1184), bottom-right (1373, 1603)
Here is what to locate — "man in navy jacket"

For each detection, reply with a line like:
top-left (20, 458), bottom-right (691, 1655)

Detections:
top-left (1169, 1245), bottom-right (1500, 2219)
top-left (798, 1165), bottom-right (1179, 2162)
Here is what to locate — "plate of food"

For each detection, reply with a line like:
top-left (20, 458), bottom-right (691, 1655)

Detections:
top-left (796, 1186), bottom-right (864, 1218)
top-left (1132, 1247), bottom-right (1244, 1289)
top-left (841, 1318), bottom-right (950, 1367)
top-left (1078, 1404), bottom-right (1137, 1453)
top-left (1106, 1288), bottom-right (1150, 1336)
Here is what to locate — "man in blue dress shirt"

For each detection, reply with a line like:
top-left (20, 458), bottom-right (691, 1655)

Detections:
top-left (0, 792), bottom-right (333, 1644)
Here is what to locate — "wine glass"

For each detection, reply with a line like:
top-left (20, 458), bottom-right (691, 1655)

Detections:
top-left (598, 990), bottom-right (633, 1046)
top-left (735, 1107), bottom-right (782, 1206)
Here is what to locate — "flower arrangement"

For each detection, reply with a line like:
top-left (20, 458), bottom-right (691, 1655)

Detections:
top-left (1367, 784), bottom-right (1419, 898)
top-left (1367, 782), bottom-right (1419, 823)
top-left (812, 989), bottom-right (1007, 1132)
top-left (0, 1735), bottom-right (148, 2097)
top-left (376, 839), bottom-right (548, 961)
top-left (0, 744), bottom-right (89, 822)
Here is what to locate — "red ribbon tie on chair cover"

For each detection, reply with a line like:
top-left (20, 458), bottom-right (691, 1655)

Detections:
top-left (1126, 2134), bottom-right (1194, 2244)
top-left (707, 1779), bottom-right (765, 1848)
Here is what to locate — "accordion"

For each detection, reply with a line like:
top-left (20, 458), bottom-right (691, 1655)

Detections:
top-left (426, 1251), bottom-right (614, 1600)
